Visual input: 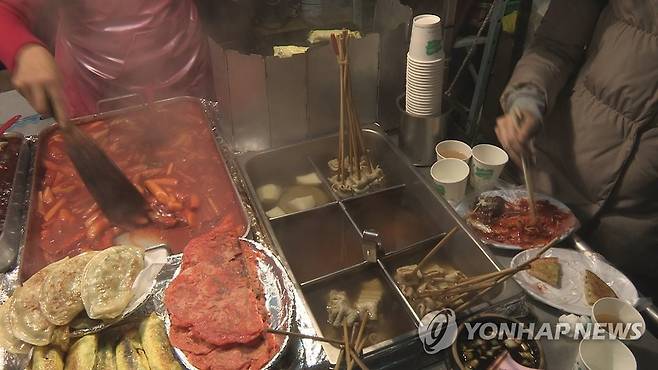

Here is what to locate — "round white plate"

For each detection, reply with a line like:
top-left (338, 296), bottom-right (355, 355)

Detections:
top-left (456, 189), bottom-right (580, 250)
top-left (511, 248), bottom-right (639, 315)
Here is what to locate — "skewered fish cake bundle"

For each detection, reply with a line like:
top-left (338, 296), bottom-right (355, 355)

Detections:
top-left (395, 263), bottom-right (467, 317)
top-left (327, 30), bottom-right (384, 196)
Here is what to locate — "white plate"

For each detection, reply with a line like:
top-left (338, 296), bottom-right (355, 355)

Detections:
top-left (511, 248), bottom-right (639, 315)
top-left (456, 189), bottom-right (580, 250)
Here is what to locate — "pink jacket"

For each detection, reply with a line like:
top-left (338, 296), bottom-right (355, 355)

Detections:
top-left (0, 0), bottom-right (214, 117)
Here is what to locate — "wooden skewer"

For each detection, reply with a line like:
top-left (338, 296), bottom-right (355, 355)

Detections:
top-left (437, 264), bottom-right (530, 296)
top-left (511, 106), bottom-right (537, 224)
top-left (519, 236), bottom-right (561, 267)
top-left (451, 236), bottom-right (561, 313)
top-left (439, 292), bottom-right (470, 309)
top-left (267, 328), bottom-right (343, 346)
top-left (348, 346), bottom-right (370, 370)
top-left (420, 278), bottom-right (502, 299)
top-left (415, 226), bottom-right (460, 273)
top-left (343, 321), bottom-right (351, 367)
top-left (350, 323), bottom-right (359, 346)
top-left (348, 314), bottom-right (369, 370)
top-left (454, 274), bottom-right (508, 313)
top-left (335, 348), bottom-right (345, 370)
top-left (332, 29), bottom-right (377, 187)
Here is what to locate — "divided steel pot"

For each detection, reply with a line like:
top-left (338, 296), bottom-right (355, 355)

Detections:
top-left (237, 128), bottom-right (505, 366)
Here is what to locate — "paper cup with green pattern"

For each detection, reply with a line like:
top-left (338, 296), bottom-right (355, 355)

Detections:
top-left (430, 159), bottom-right (469, 204)
top-left (408, 14), bottom-right (443, 61)
top-left (469, 144), bottom-right (509, 191)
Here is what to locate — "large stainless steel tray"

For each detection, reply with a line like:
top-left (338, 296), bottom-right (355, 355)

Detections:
top-left (237, 128), bottom-right (504, 366)
top-left (0, 133), bottom-right (31, 273)
top-left (19, 97), bottom-right (251, 281)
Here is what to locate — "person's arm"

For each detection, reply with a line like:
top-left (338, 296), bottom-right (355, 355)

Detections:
top-left (496, 0), bottom-right (606, 166)
top-left (0, 0), bottom-right (66, 119)
top-left (0, 0), bottom-right (44, 71)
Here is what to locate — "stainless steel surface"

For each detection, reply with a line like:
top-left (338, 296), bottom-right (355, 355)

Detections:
top-left (212, 33), bottom-right (388, 151)
top-left (344, 184), bottom-right (446, 253)
top-left (373, 0), bottom-right (413, 130)
top-left (301, 263), bottom-right (418, 361)
top-left (162, 239), bottom-right (296, 370)
top-left (266, 54), bottom-right (309, 148)
top-left (227, 50), bottom-right (271, 151)
top-left (362, 229), bottom-right (384, 263)
top-left (237, 127), bottom-right (504, 366)
top-left (270, 205), bottom-right (363, 284)
top-left (397, 95), bottom-right (449, 166)
top-left (0, 134), bottom-right (30, 272)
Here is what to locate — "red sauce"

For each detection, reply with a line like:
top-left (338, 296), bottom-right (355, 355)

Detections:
top-left (471, 198), bottom-right (575, 249)
top-left (0, 138), bottom-right (20, 231)
top-left (22, 101), bottom-right (246, 279)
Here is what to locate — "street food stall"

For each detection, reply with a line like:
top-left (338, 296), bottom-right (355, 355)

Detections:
top-left (0, 1), bottom-right (657, 370)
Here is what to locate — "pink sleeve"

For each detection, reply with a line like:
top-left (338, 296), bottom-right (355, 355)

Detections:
top-left (0, 0), bottom-right (46, 71)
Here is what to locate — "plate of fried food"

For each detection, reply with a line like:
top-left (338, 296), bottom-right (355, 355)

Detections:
top-left (510, 247), bottom-right (639, 315)
top-left (0, 244), bottom-right (169, 367)
top-left (458, 189), bottom-right (580, 250)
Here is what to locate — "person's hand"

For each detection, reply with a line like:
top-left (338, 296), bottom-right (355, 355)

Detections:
top-left (11, 44), bottom-right (67, 120)
top-left (495, 110), bottom-right (541, 167)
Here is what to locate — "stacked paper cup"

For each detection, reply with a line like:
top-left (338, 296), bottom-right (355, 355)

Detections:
top-left (406, 14), bottom-right (444, 116)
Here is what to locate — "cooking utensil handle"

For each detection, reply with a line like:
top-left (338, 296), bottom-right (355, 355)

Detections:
top-left (0, 115), bottom-right (21, 136)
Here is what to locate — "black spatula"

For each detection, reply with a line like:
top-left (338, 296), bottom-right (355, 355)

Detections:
top-left (51, 101), bottom-right (149, 229)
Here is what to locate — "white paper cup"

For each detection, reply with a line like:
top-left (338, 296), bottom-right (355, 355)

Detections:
top-left (574, 339), bottom-right (636, 370)
top-left (430, 159), bottom-right (469, 203)
top-left (407, 70), bottom-right (442, 79)
top-left (408, 15), bottom-right (443, 61)
top-left (469, 144), bottom-right (508, 191)
top-left (435, 140), bottom-right (472, 162)
top-left (406, 103), bottom-right (440, 116)
top-left (407, 64), bottom-right (443, 73)
top-left (406, 89), bottom-right (442, 98)
top-left (407, 54), bottom-right (444, 66)
top-left (592, 297), bottom-right (646, 340)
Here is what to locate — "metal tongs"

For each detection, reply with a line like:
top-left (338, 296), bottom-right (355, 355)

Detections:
top-left (511, 107), bottom-right (538, 223)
